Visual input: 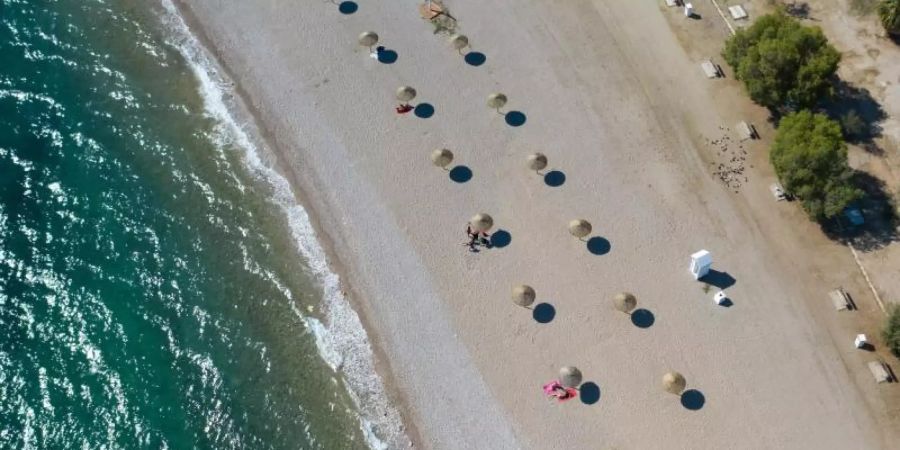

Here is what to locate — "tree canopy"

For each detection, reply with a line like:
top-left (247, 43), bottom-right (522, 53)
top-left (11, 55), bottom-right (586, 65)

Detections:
top-left (879, 0), bottom-right (900, 36)
top-left (723, 11), bottom-right (841, 110)
top-left (883, 306), bottom-right (900, 358)
top-left (770, 111), bottom-right (862, 220)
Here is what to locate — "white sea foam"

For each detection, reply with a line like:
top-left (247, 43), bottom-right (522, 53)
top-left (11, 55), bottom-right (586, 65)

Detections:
top-left (158, 2), bottom-right (408, 448)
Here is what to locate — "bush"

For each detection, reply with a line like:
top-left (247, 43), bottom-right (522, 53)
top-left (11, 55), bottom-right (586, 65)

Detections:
top-left (723, 11), bottom-right (841, 110)
top-left (883, 306), bottom-right (900, 358)
top-left (879, 0), bottom-right (900, 36)
top-left (770, 111), bottom-right (862, 220)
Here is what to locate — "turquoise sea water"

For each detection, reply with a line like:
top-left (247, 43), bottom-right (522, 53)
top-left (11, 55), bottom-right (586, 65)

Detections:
top-left (0, 1), bottom-right (395, 448)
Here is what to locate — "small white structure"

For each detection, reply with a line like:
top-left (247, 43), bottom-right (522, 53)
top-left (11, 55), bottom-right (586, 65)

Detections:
top-left (868, 361), bottom-right (891, 384)
top-left (729, 5), bottom-right (748, 20)
top-left (665, 0), bottom-right (677, 6)
top-left (701, 60), bottom-right (720, 79)
top-left (855, 334), bottom-right (869, 349)
top-left (690, 250), bottom-right (712, 280)
top-left (714, 290), bottom-right (728, 305)
top-left (684, 3), bottom-right (694, 17)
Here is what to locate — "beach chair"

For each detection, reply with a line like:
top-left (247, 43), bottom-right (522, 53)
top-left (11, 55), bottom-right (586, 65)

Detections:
top-left (828, 288), bottom-right (851, 311)
top-left (868, 361), bottom-right (892, 384)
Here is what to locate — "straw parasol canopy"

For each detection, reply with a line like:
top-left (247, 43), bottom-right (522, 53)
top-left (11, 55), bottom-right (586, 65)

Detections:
top-left (526, 153), bottom-right (548, 173)
top-left (431, 148), bottom-right (454, 169)
top-left (358, 31), bottom-right (379, 50)
top-left (613, 292), bottom-right (637, 314)
top-left (559, 366), bottom-right (583, 388)
top-left (486, 93), bottom-right (508, 111)
top-left (511, 285), bottom-right (536, 308)
top-left (448, 34), bottom-right (469, 52)
top-left (469, 213), bottom-right (494, 232)
top-left (568, 219), bottom-right (592, 239)
top-left (396, 86), bottom-right (417, 103)
top-left (662, 372), bottom-right (686, 395)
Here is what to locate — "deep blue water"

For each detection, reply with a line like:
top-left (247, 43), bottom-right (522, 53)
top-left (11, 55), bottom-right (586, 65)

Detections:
top-left (0, 1), bottom-right (377, 448)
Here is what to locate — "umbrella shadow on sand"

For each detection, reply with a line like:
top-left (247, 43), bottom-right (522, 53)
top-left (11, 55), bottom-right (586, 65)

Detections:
top-left (532, 303), bottom-right (555, 323)
top-left (488, 229), bottom-right (511, 248)
top-left (579, 382), bottom-right (601, 405)
top-left (680, 389), bottom-right (705, 410)
top-left (464, 51), bottom-right (487, 67)
top-left (544, 170), bottom-right (566, 187)
top-left (414, 103), bottom-right (435, 119)
top-left (586, 236), bottom-right (611, 255)
top-left (630, 308), bottom-right (655, 328)
top-left (504, 111), bottom-right (527, 127)
top-left (448, 165), bottom-right (472, 183)
top-left (337, 1), bottom-right (358, 14)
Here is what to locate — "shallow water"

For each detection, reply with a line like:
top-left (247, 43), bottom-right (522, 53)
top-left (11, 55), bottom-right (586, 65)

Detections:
top-left (0, 1), bottom-right (386, 448)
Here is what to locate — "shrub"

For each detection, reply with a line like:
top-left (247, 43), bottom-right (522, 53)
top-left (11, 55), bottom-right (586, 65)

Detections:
top-left (883, 305), bottom-right (900, 357)
top-left (879, 0), bottom-right (900, 36)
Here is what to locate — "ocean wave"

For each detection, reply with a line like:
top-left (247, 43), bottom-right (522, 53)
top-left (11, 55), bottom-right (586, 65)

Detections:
top-left (157, 2), bottom-right (408, 449)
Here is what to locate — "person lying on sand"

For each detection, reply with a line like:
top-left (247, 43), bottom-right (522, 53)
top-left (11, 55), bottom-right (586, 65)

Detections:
top-left (542, 380), bottom-right (577, 402)
top-left (395, 104), bottom-right (414, 114)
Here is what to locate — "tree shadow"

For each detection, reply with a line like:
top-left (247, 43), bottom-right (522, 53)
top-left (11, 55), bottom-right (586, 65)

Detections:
top-left (376, 47), bottom-right (398, 64)
top-left (448, 165), bottom-right (472, 183)
top-left (414, 103), bottom-right (435, 119)
top-left (488, 229), bottom-right (511, 248)
top-left (823, 80), bottom-right (886, 155)
top-left (783, 1), bottom-right (813, 20)
top-left (821, 171), bottom-right (899, 252)
top-left (505, 111), bottom-right (527, 127)
top-left (579, 382), bottom-right (601, 405)
top-left (533, 303), bottom-right (556, 323)
top-left (544, 170), bottom-right (566, 187)
top-left (630, 308), bottom-right (655, 328)
top-left (338, 1), bottom-right (358, 14)
top-left (699, 270), bottom-right (735, 289)
top-left (464, 52), bottom-right (486, 67)
top-left (586, 236), bottom-right (611, 255)
top-left (681, 389), bottom-right (705, 410)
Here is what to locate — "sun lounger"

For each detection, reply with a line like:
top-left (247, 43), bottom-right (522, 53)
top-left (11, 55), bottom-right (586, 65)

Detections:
top-left (736, 121), bottom-right (756, 140)
top-left (829, 289), bottom-right (850, 311)
top-left (700, 60), bottom-right (720, 79)
top-left (729, 5), bottom-right (748, 20)
top-left (868, 361), bottom-right (891, 383)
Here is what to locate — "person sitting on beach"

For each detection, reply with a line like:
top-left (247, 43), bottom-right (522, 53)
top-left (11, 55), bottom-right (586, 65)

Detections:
top-left (464, 225), bottom-right (490, 251)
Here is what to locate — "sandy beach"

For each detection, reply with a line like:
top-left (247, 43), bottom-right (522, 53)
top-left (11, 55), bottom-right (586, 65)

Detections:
top-left (172, 0), bottom-right (898, 448)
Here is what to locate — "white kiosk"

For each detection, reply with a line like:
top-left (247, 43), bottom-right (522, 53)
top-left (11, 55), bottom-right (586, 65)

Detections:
top-left (690, 250), bottom-right (712, 280)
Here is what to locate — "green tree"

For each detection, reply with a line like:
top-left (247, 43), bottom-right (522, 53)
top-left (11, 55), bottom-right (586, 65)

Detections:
top-left (879, 0), bottom-right (900, 36)
top-left (723, 11), bottom-right (841, 110)
top-left (883, 306), bottom-right (900, 358)
top-left (770, 111), bottom-right (862, 220)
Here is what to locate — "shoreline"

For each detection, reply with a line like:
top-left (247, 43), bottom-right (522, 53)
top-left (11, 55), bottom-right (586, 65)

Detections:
top-left (163, 0), bottom-right (898, 448)
top-left (161, 1), bottom-right (420, 447)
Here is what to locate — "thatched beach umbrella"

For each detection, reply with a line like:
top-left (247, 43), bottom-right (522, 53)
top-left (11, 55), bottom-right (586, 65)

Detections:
top-left (613, 292), bottom-right (637, 314)
top-left (431, 148), bottom-right (454, 169)
top-left (469, 213), bottom-right (494, 232)
top-left (511, 285), bottom-right (536, 308)
top-left (396, 86), bottom-right (417, 105)
top-left (568, 219), bottom-right (592, 239)
top-left (662, 372), bottom-right (686, 395)
top-left (448, 34), bottom-right (469, 53)
top-left (486, 93), bottom-right (508, 113)
top-left (526, 153), bottom-right (548, 173)
top-left (559, 366), bottom-right (583, 388)
top-left (358, 31), bottom-right (379, 52)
